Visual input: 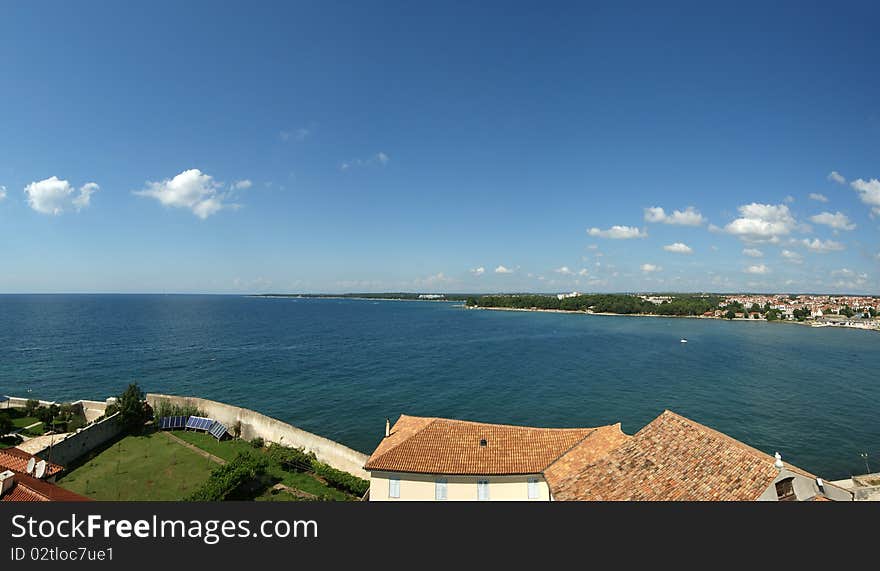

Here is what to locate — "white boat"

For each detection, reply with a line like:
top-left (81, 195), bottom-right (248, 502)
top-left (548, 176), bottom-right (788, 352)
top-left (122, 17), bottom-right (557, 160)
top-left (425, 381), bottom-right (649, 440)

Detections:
top-left (680, 338), bottom-right (688, 343)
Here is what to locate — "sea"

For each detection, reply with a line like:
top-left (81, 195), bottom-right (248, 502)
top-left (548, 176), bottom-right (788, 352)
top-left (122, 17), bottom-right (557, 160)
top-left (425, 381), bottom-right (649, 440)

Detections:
top-left (1, 294), bottom-right (877, 479)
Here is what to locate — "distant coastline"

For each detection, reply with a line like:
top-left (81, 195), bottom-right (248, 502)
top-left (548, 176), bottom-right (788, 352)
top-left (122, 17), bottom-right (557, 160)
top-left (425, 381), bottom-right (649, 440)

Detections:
top-left (467, 304), bottom-right (879, 332)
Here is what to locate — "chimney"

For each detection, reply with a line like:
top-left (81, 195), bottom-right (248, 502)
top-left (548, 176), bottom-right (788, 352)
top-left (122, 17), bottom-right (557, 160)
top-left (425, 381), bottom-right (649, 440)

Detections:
top-left (385, 418), bottom-right (391, 438)
top-left (0, 470), bottom-right (15, 497)
top-left (774, 452), bottom-right (784, 469)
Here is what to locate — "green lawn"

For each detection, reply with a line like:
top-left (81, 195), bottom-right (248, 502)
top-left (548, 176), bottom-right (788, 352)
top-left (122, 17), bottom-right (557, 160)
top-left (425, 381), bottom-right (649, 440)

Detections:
top-left (57, 433), bottom-right (217, 501)
top-left (171, 430), bottom-right (255, 461)
top-left (166, 430), bottom-right (353, 500)
top-left (11, 415), bottom-right (40, 429)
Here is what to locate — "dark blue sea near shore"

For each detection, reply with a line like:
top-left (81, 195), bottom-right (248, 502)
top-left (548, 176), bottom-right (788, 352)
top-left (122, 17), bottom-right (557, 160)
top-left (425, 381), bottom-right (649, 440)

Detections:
top-left (1, 294), bottom-right (877, 479)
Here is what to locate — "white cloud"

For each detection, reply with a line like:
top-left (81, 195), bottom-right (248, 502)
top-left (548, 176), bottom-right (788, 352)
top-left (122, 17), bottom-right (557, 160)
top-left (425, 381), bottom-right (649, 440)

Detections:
top-left (640, 263), bottom-right (662, 273)
top-left (850, 178), bottom-right (880, 215)
top-left (554, 266), bottom-right (574, 275)
top-left (577, 268), bottom-right (589, 276)
top-left (0, 185), bottom-right (6, 201)
top-left (809, 211), bottom-right (855, 231)
top-left (470, 266), bottom-right (485, 276)
top-left (745, 264), bottom-right (770, 275)
top-left (663, 242), bottom-right (693, 254)
top-left (808, 193), bottom-right (828, 203)
top-left (587, 225), bottom-right (647, 239)
top-left (831, 268), bottom-right (855, 277)
top-left (781, 249), bottom-right (803, 264)
top-left (296, 128), bottom-right (310, 141)
top-left (495, 265), bottom-right (513, 274)
top-left (801, 238), bottom-right (845, 253)
top-left (643, 206), bottom-right (706, 226)
top-left (784, 195), bottom-right (795, 204)
top-left (231, 179), bottom-right (253, 190)
top-left (135, 168), bottom-right (236, 219)
top-left (742, 248), bottom-right (764, 258)
top-left (828, 171), bottom-right (846, 185)
top-left (340, 152), bottom-right (390, 171)
top-left (24, 176), bottom-right (98, 215)
top-left (723, 203), bottom-right (797, 242)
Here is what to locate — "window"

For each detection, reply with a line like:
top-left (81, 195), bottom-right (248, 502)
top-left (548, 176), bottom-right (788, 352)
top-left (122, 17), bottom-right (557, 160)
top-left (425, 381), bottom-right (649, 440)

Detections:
top-left (775, 477), bottom-right (795, 501)
top-left (435, 478), bottom-right (448, 500)
top-left (389, 476), bottom-right (400, 499)
top-left (477, 479), bottom-right (490, 500)
top-left (527, 477), bottom-right (539, 499)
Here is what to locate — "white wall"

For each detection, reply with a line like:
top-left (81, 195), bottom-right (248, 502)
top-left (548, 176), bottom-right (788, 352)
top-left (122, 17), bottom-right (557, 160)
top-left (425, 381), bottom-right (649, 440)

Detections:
top-left (369, 471), bottom-right (550, 501)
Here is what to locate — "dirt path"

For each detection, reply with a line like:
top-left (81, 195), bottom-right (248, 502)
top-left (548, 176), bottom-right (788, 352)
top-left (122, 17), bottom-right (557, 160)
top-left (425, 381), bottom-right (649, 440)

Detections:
top-left (160, 431), bottom-right (227, 465)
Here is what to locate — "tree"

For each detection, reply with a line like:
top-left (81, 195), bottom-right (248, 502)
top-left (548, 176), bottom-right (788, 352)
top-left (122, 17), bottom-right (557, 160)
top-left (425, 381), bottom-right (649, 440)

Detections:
top-left (0, 414), bottom-right (13, 435)
top-left (24, 399), bottom-right (40, 416)
top-left (725, 309), bottom-right (737, 320)
top-left (117, 382), bottom-right (148, 434)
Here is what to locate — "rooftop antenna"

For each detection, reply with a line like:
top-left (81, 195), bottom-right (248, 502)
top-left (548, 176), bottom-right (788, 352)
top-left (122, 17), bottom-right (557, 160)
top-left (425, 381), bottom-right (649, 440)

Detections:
top-left (774, 452), bottom-right (784, 469)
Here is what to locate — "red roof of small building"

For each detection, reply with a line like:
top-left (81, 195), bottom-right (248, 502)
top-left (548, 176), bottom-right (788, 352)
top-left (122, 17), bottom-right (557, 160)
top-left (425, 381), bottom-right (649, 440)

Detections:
top-left (0, 447), bottom-right (64, 477)
top-left (1, 473), bottom-right (90, 502)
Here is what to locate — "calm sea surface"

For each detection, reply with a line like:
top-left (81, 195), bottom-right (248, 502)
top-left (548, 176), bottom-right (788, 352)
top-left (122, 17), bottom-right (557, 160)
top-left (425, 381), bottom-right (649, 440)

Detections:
top-left (1, 294), bottom-right (877, 479)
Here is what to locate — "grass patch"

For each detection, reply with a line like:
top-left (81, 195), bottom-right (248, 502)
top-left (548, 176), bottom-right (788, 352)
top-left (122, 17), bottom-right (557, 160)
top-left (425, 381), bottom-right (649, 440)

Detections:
top-left (170, 430), bottom-right (254, 462)
top-left (165, 430), bottom-right (354, 500)
top-left (57, 432), bottom-right (217, 501)
top-left (11, 416), bottom-right (40, 429)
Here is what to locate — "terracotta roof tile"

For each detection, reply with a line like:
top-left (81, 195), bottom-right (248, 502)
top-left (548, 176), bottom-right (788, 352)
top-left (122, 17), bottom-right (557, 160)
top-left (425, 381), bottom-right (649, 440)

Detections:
top-left (365, 415), bottom-right (612, 475)
top-left (1, 473), bottom-right (90, 502)
top-left (551, 410), bottom-right (817, 501)
top-left (544, 423), bottom-right (630, 489)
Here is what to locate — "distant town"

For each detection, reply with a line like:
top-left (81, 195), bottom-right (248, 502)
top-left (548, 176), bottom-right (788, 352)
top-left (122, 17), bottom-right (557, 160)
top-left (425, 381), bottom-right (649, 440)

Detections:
top-left (256, 292), bottom-right (880, 332)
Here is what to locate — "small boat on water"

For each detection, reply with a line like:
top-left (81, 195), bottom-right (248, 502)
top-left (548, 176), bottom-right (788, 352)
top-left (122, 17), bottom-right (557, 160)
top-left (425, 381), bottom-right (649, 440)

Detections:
top-left (680, 338), bottom-right (688, 343)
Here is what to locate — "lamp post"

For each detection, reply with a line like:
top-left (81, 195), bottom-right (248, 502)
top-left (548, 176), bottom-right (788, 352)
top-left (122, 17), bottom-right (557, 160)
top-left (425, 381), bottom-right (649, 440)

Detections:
top-left (860, 452), bottom-right (870, 475)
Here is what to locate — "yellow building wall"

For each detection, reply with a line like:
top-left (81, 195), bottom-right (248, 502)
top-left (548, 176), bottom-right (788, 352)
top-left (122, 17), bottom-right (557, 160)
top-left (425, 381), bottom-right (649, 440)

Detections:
top-left (369, 471), bottom-right (550, 501)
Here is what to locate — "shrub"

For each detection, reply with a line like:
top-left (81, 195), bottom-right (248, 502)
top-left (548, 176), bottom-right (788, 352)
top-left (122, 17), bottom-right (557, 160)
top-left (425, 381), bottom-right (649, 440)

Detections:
top-left (311, 461), bottom-right (369, 497)
top-left (153, 400), bottom-right (206, 419)
top-left (266, 444), bottom-right (315, 472)
top-left (250, 436), bottom-right (265, 449)
top-left (0, 434), bottom-right (23, 447)
top-left (186, 453), bottom-right (269, 501)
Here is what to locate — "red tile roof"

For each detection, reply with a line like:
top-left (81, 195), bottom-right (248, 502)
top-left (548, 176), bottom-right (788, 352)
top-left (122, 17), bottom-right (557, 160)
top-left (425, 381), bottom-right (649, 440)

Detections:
top-left (0, 447), bottom-right (63, 478)
top-left (1, 473), bottom-right (90, 502)
top-left (551, 410), bottom-right (820, 501)
top-left (365, 415), bottom-right (619, 475)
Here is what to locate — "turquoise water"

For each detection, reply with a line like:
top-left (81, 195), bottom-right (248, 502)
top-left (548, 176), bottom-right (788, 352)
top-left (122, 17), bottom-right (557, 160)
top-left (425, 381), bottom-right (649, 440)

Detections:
top-left (1, 294), bottom-right (877, 479)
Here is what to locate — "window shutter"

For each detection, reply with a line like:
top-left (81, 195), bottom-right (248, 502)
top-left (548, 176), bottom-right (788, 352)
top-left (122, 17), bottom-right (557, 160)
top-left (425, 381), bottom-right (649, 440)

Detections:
top-left (389, 477), bottom-right (400, 498)
top-left (528, 478), bottom-right (539, 499)
top-left (435, 478), bottom-right (447, 500)
top-left (478, 480), bottom-right (489, 500)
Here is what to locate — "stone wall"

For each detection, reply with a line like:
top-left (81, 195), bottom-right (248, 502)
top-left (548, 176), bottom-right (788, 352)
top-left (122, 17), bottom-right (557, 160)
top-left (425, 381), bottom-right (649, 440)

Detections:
top-left (146, 394), bottom-right (369, 479)
top-left (33, 413), bottom-right (125, 467)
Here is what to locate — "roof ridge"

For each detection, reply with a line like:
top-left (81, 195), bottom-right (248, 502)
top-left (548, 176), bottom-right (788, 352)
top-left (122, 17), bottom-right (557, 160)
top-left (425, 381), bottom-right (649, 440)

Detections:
top-left (541, 425), bottom-right (623, 476)
top-left (429, 415), bottom-right (598, 432)
top-left (365, 415), bottom-right (439, 468)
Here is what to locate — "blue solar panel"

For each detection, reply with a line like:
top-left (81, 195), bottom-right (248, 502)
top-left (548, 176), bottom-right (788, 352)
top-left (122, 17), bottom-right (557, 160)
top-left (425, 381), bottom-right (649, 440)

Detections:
top-left (186, 416), bottom-right (216, 432)
top-left (208, 421), bottom-right (227, 440)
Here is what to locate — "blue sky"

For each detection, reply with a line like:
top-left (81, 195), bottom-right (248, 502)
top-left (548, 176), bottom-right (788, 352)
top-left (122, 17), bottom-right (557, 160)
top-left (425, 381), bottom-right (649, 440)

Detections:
top-left (1, 0), bottom-right (878, 294)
